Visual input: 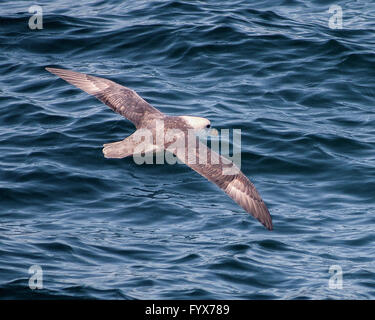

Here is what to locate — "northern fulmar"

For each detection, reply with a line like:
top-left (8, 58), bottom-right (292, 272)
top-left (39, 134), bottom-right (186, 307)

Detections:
top-left (46, 67), bottom-right (273, 230)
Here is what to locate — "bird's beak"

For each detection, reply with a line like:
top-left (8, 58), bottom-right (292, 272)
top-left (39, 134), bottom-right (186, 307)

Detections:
top-left (209, 128), bottom-right (219, 136)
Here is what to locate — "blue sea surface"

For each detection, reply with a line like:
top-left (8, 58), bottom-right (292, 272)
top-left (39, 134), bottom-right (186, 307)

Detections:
top-left (0, 0), bottom-right (374, 299)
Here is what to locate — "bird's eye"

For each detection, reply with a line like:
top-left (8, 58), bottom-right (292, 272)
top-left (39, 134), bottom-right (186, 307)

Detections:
top-left (206, 124), bottom-right (211, 128)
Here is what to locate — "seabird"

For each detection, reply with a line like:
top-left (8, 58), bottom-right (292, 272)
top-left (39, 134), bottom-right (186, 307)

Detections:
top-left (46, 67), bottom-right (273, 230)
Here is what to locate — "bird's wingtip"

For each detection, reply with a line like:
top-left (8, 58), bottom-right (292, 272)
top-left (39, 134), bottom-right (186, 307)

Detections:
top-left (45, 67), bottom-right (64, 74)
top-left (45, 67), bottom-right (56, 74)
top-left (261, 214), bottom-right (273, 231)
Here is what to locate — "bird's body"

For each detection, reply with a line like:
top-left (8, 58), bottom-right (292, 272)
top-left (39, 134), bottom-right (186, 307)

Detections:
top-left (46, 67), bottom-right (273, 230)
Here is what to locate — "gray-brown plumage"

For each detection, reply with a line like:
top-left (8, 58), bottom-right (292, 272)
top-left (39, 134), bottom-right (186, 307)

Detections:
top-left (175, 139), bottom-right (273, 230)
top-left (45, 67), bottom-right (163, 128)
top-left (46, 67), bottom-right (273, 230)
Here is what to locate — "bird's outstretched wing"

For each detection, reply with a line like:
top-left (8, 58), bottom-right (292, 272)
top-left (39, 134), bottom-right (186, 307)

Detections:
top-left (46, 67), bottom-right (163, 128)
top-left (174, 138), bottom-right (273, 230)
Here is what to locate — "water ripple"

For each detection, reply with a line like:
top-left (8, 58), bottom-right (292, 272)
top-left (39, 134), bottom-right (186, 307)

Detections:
top-left (0, 0), bottom-right (374, 299)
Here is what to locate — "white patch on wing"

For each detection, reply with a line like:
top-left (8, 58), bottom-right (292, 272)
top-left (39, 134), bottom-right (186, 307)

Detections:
top-left (225, 178), bottom-right (256, 216)
top-left (180, 116), bottom-right (209, 129)
top-left (225, 179), bottom-right (241, 198)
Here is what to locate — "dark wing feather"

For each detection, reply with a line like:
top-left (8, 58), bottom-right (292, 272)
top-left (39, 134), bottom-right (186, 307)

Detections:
top-left (46, 67), bottom-right (163, 128)
top-left (175, 138), bottom-right (273, 230)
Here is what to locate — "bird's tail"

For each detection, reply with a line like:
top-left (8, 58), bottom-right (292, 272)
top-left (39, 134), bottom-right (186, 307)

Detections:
top-left (103, 130), bottom-right (159, 159)
top-left (103, 138), bottom-right (134, 159)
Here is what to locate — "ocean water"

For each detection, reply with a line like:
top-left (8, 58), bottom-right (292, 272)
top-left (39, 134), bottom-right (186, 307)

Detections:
top-left (0, 0), bottom-right (374, 299)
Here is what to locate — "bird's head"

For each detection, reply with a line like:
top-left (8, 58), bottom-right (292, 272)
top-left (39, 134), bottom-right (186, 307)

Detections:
top-left (179, 116), bottom-right (218, 137)
top-left (179, 116), bottom-right (211, 130)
